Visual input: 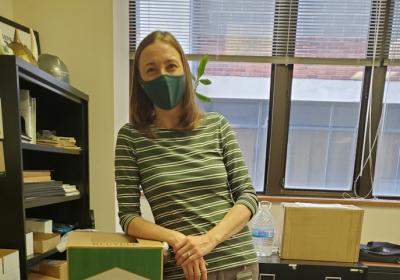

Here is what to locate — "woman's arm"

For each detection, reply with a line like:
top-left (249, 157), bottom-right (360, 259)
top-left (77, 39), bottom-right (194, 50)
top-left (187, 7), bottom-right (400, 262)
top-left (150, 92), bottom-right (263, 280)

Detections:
top-left (175, 204), bottom-right (251, 266)
top-left (175, 114), bottom-right (258, 266)
top-left (127, 216), bottom-right (185, 246)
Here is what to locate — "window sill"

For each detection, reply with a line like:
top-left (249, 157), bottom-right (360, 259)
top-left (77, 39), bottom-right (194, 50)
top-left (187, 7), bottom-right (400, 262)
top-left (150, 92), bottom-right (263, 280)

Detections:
top-left (257, 195), bottom-right (400, 207)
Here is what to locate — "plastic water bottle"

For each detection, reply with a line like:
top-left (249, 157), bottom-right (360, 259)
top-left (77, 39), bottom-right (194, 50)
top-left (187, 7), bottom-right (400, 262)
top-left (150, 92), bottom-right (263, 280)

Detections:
top-left (251, 201), bottom-right (275, 256)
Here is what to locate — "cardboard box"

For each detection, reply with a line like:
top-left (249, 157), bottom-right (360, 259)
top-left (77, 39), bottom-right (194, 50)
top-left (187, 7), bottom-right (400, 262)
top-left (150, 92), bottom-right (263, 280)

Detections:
top-left (26, 232), bottom-right (34, 257)
top-left (280, 203), bottom-right (364, 262)
top-left (0, 267), bottom-right (20, 280)
top-left (67, 231), bottom-right (163, 280)
top-left (26, 218), bottom-right (53, 233)
top-left (33, 233), bottom-right (60, 253)
top-left (38, 260), bottom-right (68, 280)
top-left (0, 249), bottom-right (20, 280)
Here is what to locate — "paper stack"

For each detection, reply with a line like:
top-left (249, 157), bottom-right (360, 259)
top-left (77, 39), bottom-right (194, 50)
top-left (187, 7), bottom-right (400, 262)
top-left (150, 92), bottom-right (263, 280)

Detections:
top-left (37, 130), bottom-right (81, 151)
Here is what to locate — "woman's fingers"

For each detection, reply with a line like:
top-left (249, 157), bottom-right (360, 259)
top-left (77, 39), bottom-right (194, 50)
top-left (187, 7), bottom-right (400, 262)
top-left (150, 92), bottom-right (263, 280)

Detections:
top-left (182, 265), bottom-right (189, 280)
top-left (199, 258), bottom-right (208, 280)
top-left (182, 258), bottom-right (208, 280)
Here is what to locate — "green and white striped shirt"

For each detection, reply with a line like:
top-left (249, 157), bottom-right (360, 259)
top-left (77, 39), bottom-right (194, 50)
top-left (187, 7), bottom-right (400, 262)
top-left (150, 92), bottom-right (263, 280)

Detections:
top-left (115, 112), bottom-right (258, 279)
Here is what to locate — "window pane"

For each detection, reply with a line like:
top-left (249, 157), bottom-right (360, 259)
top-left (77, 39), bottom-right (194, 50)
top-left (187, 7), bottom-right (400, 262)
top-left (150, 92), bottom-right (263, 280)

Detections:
top-left (136, 0), bottom-right (191, 52)
top-left (373, 66), bottom-right (400, 197)
top-left (192, 0), bottom-right (275, 56)
top-left (285, 65), bottom-right (363, 191)
top-left (295, 0), bottom-right (372, 58)
top-left (193, 62), bottom-right (271, 192)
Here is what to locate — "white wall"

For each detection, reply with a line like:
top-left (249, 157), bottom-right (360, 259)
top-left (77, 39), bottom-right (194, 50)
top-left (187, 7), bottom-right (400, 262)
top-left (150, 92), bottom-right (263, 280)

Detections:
top-left (113, 0), bottom-right (130, 232)
top-left (12, 0), bottom-right (130, 232)
top-left (0, 0), bottom-right (13, 19)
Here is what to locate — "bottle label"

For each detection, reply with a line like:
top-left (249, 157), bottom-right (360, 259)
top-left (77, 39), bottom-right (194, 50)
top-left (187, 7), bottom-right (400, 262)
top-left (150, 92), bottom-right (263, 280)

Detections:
top-left (252, 228), bottom-right (274, 238)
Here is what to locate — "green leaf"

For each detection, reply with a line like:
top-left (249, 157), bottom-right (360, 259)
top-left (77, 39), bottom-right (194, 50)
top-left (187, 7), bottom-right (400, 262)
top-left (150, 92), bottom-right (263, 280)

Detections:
top-left (195, 92), bottom-right (212, 102)
top-left (199, 79), bottom-right (212, 85)
top-left (197, 55), bottom-right (208, 78)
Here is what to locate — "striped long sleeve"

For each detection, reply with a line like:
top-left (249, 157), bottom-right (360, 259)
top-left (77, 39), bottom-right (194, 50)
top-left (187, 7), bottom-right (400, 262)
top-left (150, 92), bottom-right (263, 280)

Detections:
top-left (219, 114), bottom-right (259, 217)
top-left (115, 125), bottom-right (141, 233)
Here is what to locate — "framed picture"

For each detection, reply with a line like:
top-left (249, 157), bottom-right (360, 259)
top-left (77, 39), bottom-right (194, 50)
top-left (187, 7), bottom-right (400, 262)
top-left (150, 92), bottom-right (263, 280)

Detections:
top-left (0, 16), bottom-right (41, 54)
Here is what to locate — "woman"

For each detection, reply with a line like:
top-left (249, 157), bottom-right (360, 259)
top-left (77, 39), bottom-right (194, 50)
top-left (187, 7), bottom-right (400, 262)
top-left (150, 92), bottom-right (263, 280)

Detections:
top-left (115, 31), bottom-right (259, 280)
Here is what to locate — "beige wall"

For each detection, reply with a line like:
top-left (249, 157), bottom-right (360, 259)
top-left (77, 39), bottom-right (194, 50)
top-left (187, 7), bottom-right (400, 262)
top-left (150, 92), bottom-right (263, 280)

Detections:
top-left (13, 0), bottom-right (129, 231)
top-left (0, 0), bottom-right (13, 19)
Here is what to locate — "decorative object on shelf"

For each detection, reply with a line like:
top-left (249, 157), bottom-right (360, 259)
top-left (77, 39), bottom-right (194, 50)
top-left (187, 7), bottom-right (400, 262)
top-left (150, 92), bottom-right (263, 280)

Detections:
top-left (8, 29), bottom-right (37, 65)
top-left (38, 54), bottom-right (70, 83)
top-left (0, 15), bottom-right (41, 54)
top-left (0, 28), bottom-right (13, 55)
top-left (30, 28), bottom-right (38, 61)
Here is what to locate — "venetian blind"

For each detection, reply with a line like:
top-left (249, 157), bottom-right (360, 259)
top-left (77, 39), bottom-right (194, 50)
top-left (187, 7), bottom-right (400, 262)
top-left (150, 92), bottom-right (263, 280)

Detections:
top-left (130, 0), bottom-right (393, 61)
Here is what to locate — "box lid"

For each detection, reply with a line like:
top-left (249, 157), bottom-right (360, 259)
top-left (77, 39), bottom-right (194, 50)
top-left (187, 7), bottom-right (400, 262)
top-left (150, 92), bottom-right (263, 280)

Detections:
top-left (66, 231), bottom-right (163, 249)
top-left (282, 202), bottom-right (363, 211)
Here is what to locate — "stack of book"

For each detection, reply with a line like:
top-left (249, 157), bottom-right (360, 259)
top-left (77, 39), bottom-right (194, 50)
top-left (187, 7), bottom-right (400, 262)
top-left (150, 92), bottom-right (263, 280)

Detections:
top-left (23, 170), bottom-right (52, 183)
top-left (24, 181), bottom-right (65, 200)
top-left (37, 130), bottom-right (81, 151)
top-left (23, 170), bottom-right (80, 200)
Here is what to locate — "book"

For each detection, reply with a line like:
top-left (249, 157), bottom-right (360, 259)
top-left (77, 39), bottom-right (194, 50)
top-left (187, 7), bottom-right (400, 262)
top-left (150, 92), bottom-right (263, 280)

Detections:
top-left (0, 141), bottom-right (5, 173)
top-left (23, 176), bottom-right (52, 183)
top-left (23, 170), bottom-right (52, 178)
top-left (20, 89), bottom-right (32, 142)
top-left (0, 98), bottom-right (3, 139)
top-left (31, 97), bottom-right (36, 144)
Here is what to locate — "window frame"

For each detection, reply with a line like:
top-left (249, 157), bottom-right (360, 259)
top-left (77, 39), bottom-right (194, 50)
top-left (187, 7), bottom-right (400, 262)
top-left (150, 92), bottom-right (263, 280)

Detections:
top-left (130, 0), bottom-right (400, 199)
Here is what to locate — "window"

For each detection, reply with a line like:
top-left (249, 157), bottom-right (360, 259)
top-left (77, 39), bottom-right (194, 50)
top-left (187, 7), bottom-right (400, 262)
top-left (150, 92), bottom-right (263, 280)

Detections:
top-left (373, 67), bottom-right (400, 197)
top-left (130, 0), bottom-right (400, 198)
top-left (197, 62), bottom-right (270, 191)
top-left (285, 65), bottom-right (363, 191)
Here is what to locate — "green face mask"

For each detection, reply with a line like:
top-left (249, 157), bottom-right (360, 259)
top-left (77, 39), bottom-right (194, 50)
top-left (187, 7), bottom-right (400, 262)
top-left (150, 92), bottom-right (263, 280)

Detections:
top-left (141, 74), bottom-right (186, 110)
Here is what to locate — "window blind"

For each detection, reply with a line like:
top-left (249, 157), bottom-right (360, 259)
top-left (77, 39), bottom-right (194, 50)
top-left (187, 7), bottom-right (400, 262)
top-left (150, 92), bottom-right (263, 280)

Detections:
top-left (388, 0), bottom-right (400, 60)
top-left (131, 0), bottom-right (275, 56)
top-left (130, 0), bottom-right (395, 61)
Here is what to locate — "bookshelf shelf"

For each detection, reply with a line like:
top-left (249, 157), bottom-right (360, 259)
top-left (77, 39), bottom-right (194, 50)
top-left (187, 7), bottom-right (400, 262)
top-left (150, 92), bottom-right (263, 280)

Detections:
top-left (22, 142), bottom-right (81, 155)
top-left (0, 55), bottom-right (90, 279)
top-left (25, 194), bottom-right (81, 209)
top-left (26, 248), bottom-right (59, 267)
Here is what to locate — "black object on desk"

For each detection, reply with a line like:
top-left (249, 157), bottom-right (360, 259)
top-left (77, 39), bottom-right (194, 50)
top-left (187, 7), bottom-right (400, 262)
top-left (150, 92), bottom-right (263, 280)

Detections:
top-left (259, 254), bottom-right (368, 280)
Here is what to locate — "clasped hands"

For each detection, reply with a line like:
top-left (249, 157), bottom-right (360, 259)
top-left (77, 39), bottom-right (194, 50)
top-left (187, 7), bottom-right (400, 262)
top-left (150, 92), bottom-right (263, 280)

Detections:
top-left (172, 234), bottom-right (217, 280)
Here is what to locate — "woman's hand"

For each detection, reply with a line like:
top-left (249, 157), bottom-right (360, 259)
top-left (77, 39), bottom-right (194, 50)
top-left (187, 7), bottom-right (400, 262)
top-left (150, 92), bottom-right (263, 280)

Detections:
top-left (174, 234), bottom-right (217, 266)
top-left (182, 257), bottom-right (208, 280)
top-left (167, 230), bottom-right (187, 247)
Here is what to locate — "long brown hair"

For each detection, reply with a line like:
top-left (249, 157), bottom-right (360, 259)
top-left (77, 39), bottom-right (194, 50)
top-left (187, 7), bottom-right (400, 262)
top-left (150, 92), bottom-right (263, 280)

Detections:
top-left (130, 31), bottom-right (203, 136)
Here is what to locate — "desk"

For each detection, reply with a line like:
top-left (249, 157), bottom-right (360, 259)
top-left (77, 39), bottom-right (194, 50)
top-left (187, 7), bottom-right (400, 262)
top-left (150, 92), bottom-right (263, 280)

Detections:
top-left (259, 255), bottom-right (367, 280)
top-left (362, 261), bottom-right (400, 280)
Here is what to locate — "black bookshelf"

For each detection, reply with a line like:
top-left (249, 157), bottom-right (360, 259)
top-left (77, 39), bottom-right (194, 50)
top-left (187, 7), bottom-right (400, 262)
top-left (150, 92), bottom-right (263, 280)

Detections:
top-left (0, 55), bottom-right (90, 279)
top-left (26, 248), bottom-right (59, 267)
top-left (22, 142), bottom-right (81, 155)
top-left (25, 194), bottom-right (81, 209)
